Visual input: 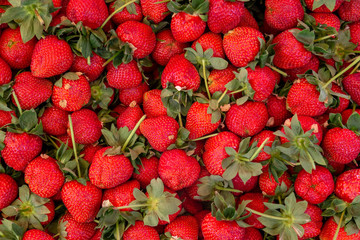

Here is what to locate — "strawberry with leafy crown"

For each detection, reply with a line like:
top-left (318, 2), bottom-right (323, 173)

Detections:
top-left (39, 106), bottom-right (68, 136)
top-left (58, 211), bottom-right (97, 240)
top-left (191, 32), bottom-right (225, 58)
top-left (164, 215), bottom-right (199, 240)
top-left (304, 0), bottom-right (344, 12)
top-left (0, 57), bottom-right (11, 85)
top-left (0, 173), bottom-right (18, 210)
top-left (69, 52), bottom-right (105, 82)
top-left (123, 221), bottom-right (160, 240)
top-left (309, 13), bottom-right (341, 32)
top-left (119, 82), bottom-right (149, 106)
top-left (319, 217), bottom-right (360, 240)
top-left (106, 60), bottom-right (142, 90)
top-left (259, 171), bottom-right (292, 196)
top-left (140, 0), bottom-right (170, 23)
top-left (132, 156), bottom-right (159, 189)
top-left (142, 89), bottom-right (167, 118)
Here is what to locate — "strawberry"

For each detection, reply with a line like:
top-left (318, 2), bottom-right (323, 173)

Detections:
top-left (0, 57), bottom-right (11, 85)
top-left (22, 229), bottom-right (53, 240)
top-left (11, 72), bottom-right (53, 110)
top-left (338, 0), bottom-right (360, 22)
top-left (159, 149), bottom-right (201, 191)
top-left (90, 230), bottom-right (102, 240)
top-left (25, 155), bottom-right (65, 198)
top-left (152, 29), bottom-right (188, 66)
top-left (80, 143), bottom-right (103, 164)
top-left (341, 109), bottom-right (360, 124)
top-left (304, 0), bottom-right (344, 12)
top-left (0, 173), bottom-right (18, 210)
top-left (116, 21), bottom-right (156, 59)
top-left (349, 21), bottom-right (360, 51)
top-left (334, 169), bottom-right (360, 203)
top-left (111, 104), bottom-right (127, 118)
top-left (250, 130), bottom-right (276, 162)
top-left (42, 199), bottom-right (56, 226)
top-left (191, 32), bottom-right (225, 58)
top-left (140, 0), bottom-right (170, 23)
top-left (119, 82), bottom-right (149, 106)
top-left (0, 110), bottom-right (15, 128)
top-left (109, 1), bottom-right (143, 25)
top-left (123, 221), bottom-right (160, 240)
top-left (232, 175), bottom-right (258, 194)
top-left (171, 12), bottom-right (206, 43)
top-left (69, 109), bottom-right (102, 145)
top-left (245, 228), bottom-right (263, 240)
top-left (309, 13), bottom-right (341, 31)
top-left (116, 105), bottom-right (143, 135)
top-left (342, 73), bottom-right (360, 106)
top-left (39, 106), bottom-right (68, 136)
top-left (102, 179), bottom-right (140, 211)
top-left (30, 35), bottom-right (73, 78)
top-left (207, 0), bottom-right (245, 34)
top-left (208, 65), bottom-right (237, 94)
top-left (326, 83), bottom-right (349, 113)
top-left (238, 193), bottom-right (269, 229)
top-left (223, 27), bottom-right (265, 67)
top-left (106, 60), bottom-right (142, 90)
top-left (247, 66), bottom-right (278, 101)
top-left (2, 132), bottom-right (42, 171)
top-left (143, 89), bottom-right (167, 118)
top-left (0, 27), bottom-right (37, 69)
top-left (179, 191), bottom-right (203, 215)
top-left (225, 101), bottom-right (268, 137)
top-left (299, 203), bottom-right (323, 240)
top-left (259, 171), bottom-right (292, 196)
top-left (237, 8), bottom-right (259, 30)
top-left (294, 166), bottom-right (334, 204)
top-left (319, 217), bottom-right (360, 240)
top-left (52, 73), bottom-right (91, 112)
top-left (69, 52), bottom-right (106, 82)
top-left (56, 134), bottom-right (73, 148)
top-left (89, 147), bottom-right (133, 189)
top-left (265, 0), bottom-right (304, 31)
top-left (132, 156), bottom-right (159, 189)
top-left (283, 55), bottom-right (320, 82)
top-left (66, 0), bottom-right (108, 29)
top-left (161, 53), bottom-right (201, 91)
top-left (58, 211), bottom-right (97, 240)
top-left (164, 215), bottom-right (199, 240)
top-left (272, 29), bottom-right (312, 69)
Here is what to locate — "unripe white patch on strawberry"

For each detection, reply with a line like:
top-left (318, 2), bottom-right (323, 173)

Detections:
top-left (168, 135), bottom-right (175, 140)
top-left (102, 199), bottom-right (113, 208)
top-left (40, 154), bottom-right (49, 159)
top-left (64, 84), bottom-right (71, 90)
top-left (266, 117), bottom-right (275, 127)
top-left (311, 124), bottom-right (319, 133)
top-left (59, 99), bottom-right (67, 108)
top-left (284, 119), bottom-right (291, 127)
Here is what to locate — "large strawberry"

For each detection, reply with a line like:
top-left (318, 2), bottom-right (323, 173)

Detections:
top-left (319, 217), bottom-right (360, 240)
top-left (334, 169), bottom-right (360, 203)
top-left (338, 0), bottom-right (360, 22)
top-left (201, 213), bottom-right (245, 239)
top-left (39, 106), bottom-right (68, 136)
top-left (106, 60), bottom-right (142, 90)
top-left (69, 109), bottom-right (102, 145)
top-left (171, 12), bottom-right (206, 43)
top-left (69, 52), bottom-right (105, 82)
top-left (0, 57), bottom-right (11, 85)
top-left (0, 173), bottom-right (18, 210)
top-left (58, 212), bottom-right (97, 240)
top-left (164, 215), bottom-right (199, 240)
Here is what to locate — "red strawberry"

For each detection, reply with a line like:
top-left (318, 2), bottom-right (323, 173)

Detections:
top-left (56, 134), bottom-right (74, 148)
top-left (309, 13), bottom-right (341, 31)
top-left (69, 52), bottom-right (105, 82)
top-left (239, 193), bottom-right (269, 229)
top-left (349, 21), bottom-right (360, 51)
top-left (51, 0), bottom-right (62, 17)
top-left (80, 143), bottom-right (103, 164)
top-left (283, 55), bottom-right (320, 82)
top-left (116, 21), bottom-right (156, 58)
top-left (225, 101), bottom-right (268, 137)
top-left (132, 156), bottom-right (159, 189)
top-left (191, 32), bottom-right (225, 58)
top-left (2, 132), bottom-right (42, 171)
top-left (259, 171), bottom-right (292, 196)
top-left (326, 84), bottom-right (349, 113)
top-left (334, 169), bottom-right (360, 203)
top-left (106, 60), bottom-right (142, 90)
top-left (0, 57), bottom-right (11, 85)
top-left (171, 12), bottom-right (206, 43)
top-left (265, 0), bottom-right (304, 31)
top-left (58, 212), bottom-right (97, 240)
top-left (161, 53), bottom-right (201, 91)
top-left (152, 29), bottom-right (188, 66)
top-left (0, 27), bottom-right (37, 69)
top-left (66, 0), bottom-right (108, 29)
top-left (304, 0), bottom-right (344, 12)
top-left (89, 147), bottom-right (133, 189)
top-left (342, 73), bottom-right (360, 106)
top-left (111, 104), bottom-right (127, 118)
top-left (25, 155), bottom-right (65, 198)
top-left (30, 35), bottom-right (73, 78)
top-left (143, 89), bottom-right (167, 118)
top-left (245, 228), bottom-right (263, 240)
top-left (42, 199), bottom-right (56, 226)
top-left (237, 8), bottom-right (259, 30)
top-left (123, 221), bottom-right (160, 240)
top-left (116, 105), bottom-right (143, 135)
top-left (207, 0), bottom-right (245, 34)
top-left (12, 72), bottom-right (52, 110)
top-left (294, 166), bottom-right (334, 204)
top-left (109, 1), bottom-right (143, 25)
top-left (341, 109), bottom-right (360, 124)
top-left (69, 109), bottom-right (102, 145)
top-left (0, 173), bottom-right (18, 210)
top-left (232, 175), bottom-right (258, 194)
top-left (319, 217), bottom-right (360, 240)
top-left (52, 73), bottom-right (91, 112)
top-left (208, 65), bottom-right (237, 94)
top-left (0, 110), bottom-right (15, 128)
top-left (338, 0), bottom-right (360, 22)
top-left (140, 0), bottom-right (170, 23)
top-left (179, 191), bottom-right (203, 215)
top-left (247, 66), bottom-right (278, 101)
top-left (61, 180), bottom-right (102, 223)
top-left (164, 215), bottom-right (199, 240)
top-left (223, 27), bottom-right (264, 67)
top-left (39, 106), bottom-right (68, 136)
top-left (90, 230), bottom-right (102, 240)
top-left (159, 149), bottom-right (200, 191)
top-left (299, 204), bottom-right (323, 240)
top-left (119, 82), bottom-right (149, 106)
top-left (22, 230), bottom-right (53, 240)
top-left (250, 130), bottom-right (276, 162)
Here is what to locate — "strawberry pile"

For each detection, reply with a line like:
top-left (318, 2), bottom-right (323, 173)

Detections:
top-left (0, 0), bottom-right (360, 239)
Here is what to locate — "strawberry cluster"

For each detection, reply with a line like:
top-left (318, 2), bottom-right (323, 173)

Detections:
top-left (0, 0), bottom-right (360, 239)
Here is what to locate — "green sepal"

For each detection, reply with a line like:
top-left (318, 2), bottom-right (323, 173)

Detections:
top-left (0, 218), bottom-right (25, 240)
top-left (161, 83), bottom-right (194, 118)
top-left (101, 125), bottom-right (138, 153)
top-left (225, 68), bottom-right (255, 100)
top-left (248, 36), bottom-right (276, 69)
top-left (167, 0), bottom-right (209, 21)
top-left (91, 81), bottom-right (114, 110)
top-left (196, 175), bottom-right (241, 201)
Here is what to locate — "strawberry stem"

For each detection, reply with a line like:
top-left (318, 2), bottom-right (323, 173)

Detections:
top-left (102, 52), bottom-right (121, 67)
top-left (101, 0), bottom-right (138, 29)
top-left (249, 138), bottom-right (269, 161)
top-left (314, 34), bottom-right (337, 42)
top-left (115, 203), bottom-right (151, 210)
top-left (121, 114), bottom-right (147, 152)
top-left (191, 132), bottom-right (219, 141)
top-left (265, 63), bottom-right (288, 77)
top-left (229, 86), bottom-right (247, 95)
top-left (12, 91), bottom-right (23, 116)
top-left (155, 0), bottom-right (170, 3)
top-left (178, 113), bottom-right (183, 128)
top-left (350, 61), bottom-right (360, 75)
top-left (53, 233), bottom-right (60, 238)
top-left (333, 211), bottom-right (345, 240)
top-left (217, 89), bottom-right (228, 104)
top-left (48, 136), bottom-right (60, 150)
top-left (202, 59), bottom-right (211, 100)
top-left (323, 56), bottom-right (360, 88)
top-left (245, 207), bottom-right (289, 221)
top-left (68, 115), bottom-right (81, 178)
top-left (215, 185), bottom-right (242, 193)
top-left (115, 221), bottom-right (121, 240)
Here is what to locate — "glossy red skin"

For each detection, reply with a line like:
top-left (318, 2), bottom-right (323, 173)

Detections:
top-left (247, 66), bottom-right (278, 101)
top-left (25, 155), bottom-right (65, 198)
top-left (116, 21), bottom-right (156, 58)
top-left (326, 84), bottom-right (349, 114)
top-left (119, 82), bottom-right (149, 106)
top-left (0, 28), bottom-right (37, 69)
top-left (207, 0), bottom-right (245, 34)
top-left (232, 175), bottom-right (258, 195)
top-left (0, 173), bottom-right (18, 210)
top-left (309, 13), bottom-right (341, 31)
top-left (159, 149), bottom-right (201, 191)
top-left (89, 229), bottom-right (102, 240)
top-left (225, 101), bottom-right (268, 137)
top-left (89, 147), bottom-right (133, 189)
top-left (304, 0), bottom-right (344, 12)
top-left (349, 21), bottom-right (360, 51)
top-left (185, 167), bottom-right (211, 200)
top-left (223, 27), bottom-right (264, 67)
top-left (70, 52), bottom-right (105, 82)
top-left (338, 0), bottom-right (360, 22)
top-left (283, 56), bottom-right (320, 82)
top-left (56, 134), bottom-right (74, 148)
top-left (80, 144), bottom-right (103, 164)
top-left (194, 210), bottom-right (210, 239)
top-left (245, 228), bottom-right (263, 240)
top-left (319, 217), bottom-right (360, 240)
top-left (335, 169), bottom-right (360, 203)
top-left (266, 95), bottom-right (292, 127)
top-left (265, 0), bottom-right (304, 31)
top-left (208, 65), bottom-right (237, 94)
top-left (161, 54), bottom-right (201, 91)
top-left (295, 166), bottom-right (334, 204)
top-left (2, 132), bottom-right (42, 171)
top-left (237, 8), bottom-right (259, 30)
top-left (322, 128), bottom-right (360, 164)
top-left (250, 130), bottom-right (276, 162)
top-left (123, 221), bottom-right (160, 240)
top-left (66, 0), bottom-right (108, 29)
top-left (342, 73), bottom-right (360, 106)
top-left (0, 110), bottom-right (14, 128)
top-left (109, 2), bottom-right (142, 25)
top-left (171, 12), bottom-right (206, 43)
top-left (259, 171), bottom-right (292, 196)
top-left (140, 0), bottom-right (170, 23)
top-left (239, 193), bottom-right (269, 229)
top-left (133, 156), bottom-right (159, 189)
top-left (165, 215), bottom-right (199, 240)
top-left (59, 212), bottom-right (97, 240)
top-left (143, 89), bottom-right (167, 118)
top-left (341, 109), bottom-right (360, 125)
top-left (102, 180), bottom-right (140, 211)
top-left (107, 60), bottom-right (142, 90)
top-left (40, 106), bottom-right (68, 136)
top-left (116, 105), bottom-right (144, 135)
top-left (0, 57), bottom-right (11, 85)
top-left (191, 32), bottom-right (225, 58)
top-left (69, 109), bottom-right (102, 145)
top-left (299, 204), bottom-right (323, 240)
top-left (179, 191), bottom-right (203, 215)
top-left (61, 180), bottom-right (102, 223)
top-left (42, 200), bottom-right (55, 226)
top-left (23, 230), bottom-right (54, 240)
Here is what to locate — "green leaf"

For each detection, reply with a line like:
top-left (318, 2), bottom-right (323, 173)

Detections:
top-left (346, 112), bottom-right (360, 132)
top-left (209, 57), bottom-right (228, 70)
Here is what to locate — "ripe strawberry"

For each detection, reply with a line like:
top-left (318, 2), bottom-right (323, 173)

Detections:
top-left (322, 127), bottom-right (360, 164)
top-left (171, 12), bottom-right (206, 43)
top-left (11, 72), bottom-right (52, 110)
top-left (66, 0), bottom-right (108, 29)
top-left (341, 109), bottom-right (360, 124)
top-left (0, 57), bottom-right (11, 85)
top-left (349, 21), bottom-right (360, 51)
top-left (309, 13), bottom-right (341, 31)
top-left (334, 169), bottom-right (360, 203)
top-left (179, 191), bottom-right (203, 215)
top-left (186, 102), bottom-right (221, 140)
top-left (164, 215), bottom-right (199, 240)
top-left (283, 55), bottom-right (320, 82)
top-left (116, 105), bottom-right (143, 135)
top-left (116, 21), bottom-right (156, 59)
top-left (250, 130), bottom-right (276, 162)
top-left (191, 32), bottom-right (225, 58)
top-left (338, 0), bottom-right (360, 22)
top-left (140, 0), bottom-right (170, 23)
top-left (207, 0), bottom-right (245, 34)
top-left (111, 104), bottom-right (127, 118)
top-left (61, 180), bottom-right (102, 223)
top-left (119, 82), bottom-right (149, 106)
top-left (245, 228), bottom-right (263, 240)
top-left (232, 175), bottom-right (258, 194)
top-left (109, 1), bottom-right (143, 25)
top-left (2, 132), bottom-right (42, 171)
top-left (286, 79), bottom-right (328, 117)
top-left (265, 0), bottom-right (304, 31)
top-left (42, 199), bottom-right (56, 226)
top-left (25, 155), bottom-right (65, 198)
top-left (39, 106), bottom-right (68, 136)
top-left (22, 229), bottom-right (53, 240)
top-left (58, 212), bottom-right (97, 240)
top-left (223, 27), bottom-right (264, 67)
top-left (69, 52), bottom-right (105, 82)
top-left (0, 110), bottom-right (14, 128)
top-left (326, 84), bottom-right (349, 113)
top-left (237, 8), bottom-right (259, 30)
top-left (30, 35), bottom-right (73, 78)
top-left (239, 193), bottom-right (269, 229)
top-left (89, 147), bottom-right (133, 189)
top-left (152, 29), bottom-right (188, 66)
top-left (259, 171), bottom-right (292, 196)
top-left (319, 217), bottom-right (360, 240)
top-left (143, 89), bottom-right (167, 118)
top-left (102, 179), bottom-right (140, 211)
top-left (294, 166), bottom-right (334, 204)
top-left (300, 204), bottom-right (323, 240)
top-left (106, 60), bottom-right (142, 90)
top-left (51, 0), bottom-right (62, 17)
top-left (0, 27), bottom-right (37, 69)
top-left (304, 0), bottom-right (344, 12)
top-left (56, 134), bottom-right (74, 148)
top-left (247, 66), bottom-right (278, 101)
top-left (208, 65), bottom-right (237, 94)
top-left (52, 73), bottom-right (91, 112)
top-left (80, 143), bottom-right (103, 164)
top-left (161, 53), bottom-right (201, 91)
top-left (132, 156), bottom-right (159, 189)
top-left (225, 101), bottom-right (268, 137)
top-left (342, 73), bottom-right (360, 106)
top-left (90, 230), bottom-right (102, 240)
top-left (123, 221), bottom-right (160, 240)
top-left (201, 213), bottom-right (245, 239)
top-left (69, 109), bottom-right (102, 145)
top-left (159, 149), bottom-right (201, 191)
top-left (0, 173), bottom-right (18, 210)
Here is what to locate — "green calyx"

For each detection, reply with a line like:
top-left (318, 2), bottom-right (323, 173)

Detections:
top-left (161, 83), bottom-right (194, 119)
top-left (222, 137), bottom-right (268, 184)
top-left (5, 107), bottom-right (43, 136)
top-left (328, 112), bottom-right (360, 136)
top-left (167, 0), bottom-right (209, 21)
top-left (161, 232), bottom-right (184, 240)
top-left (225, 68), bottom-right (255, 104)
top-left (310, 0), bottom-right (338, 11)
top-left (111, 0), bottom-right (140, 15)
top-left (91, 82), bottom-right (114, 110)
top-left (0, 219), bottom-right (25, 240)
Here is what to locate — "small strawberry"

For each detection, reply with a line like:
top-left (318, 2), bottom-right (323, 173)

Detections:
top-left (283, 55), bottom-right (320, 82)
top-left (338, 0), bottom-right (360, 22)
top-left (22, 229), bottom-right (53, 240)
top-left (0, 57), bottom-right (11, 85)
top-left (208, 65), bottom-right (237, 94)
top-left (0, 173), bottom-right (18, 210)
top-left (69, 109), bottom-right (102, 145)
top-left (232, 175), bottom-right (258, 194)
top-left (132, 156), bottom-right (159, 189)
top-left (342, 73), bottom-right (360, 106)
top-left (116, 105), bottom-right (143, 135)
top-left (299, 203), bottom-right (323, 240)
top-left (143, 89), bottom-right (167, 118)
top-left (349, 21), bottom-right (360, 51)
top-left (245, 228), bottom-right (263, 240)
top-left (69, 52), bottom-right (106, 82)
top-left (309, 13), bottom-right (341, 31)
top-left (246, 66), bottom-right (278, 101)
top-left (304, 0), bottom-right (344, 12)
top-left (0, 110), bottom-right (14, 128)
top-left (106, 60), bottom-right (142, 90)
top-left (326, 83), bottom-right (349, 113)
top-left (39, 106), bottom-right (69, 136)
top-left (109, 1), bottom-right (143, 25)
top-left (191, 32), bottom-right (225, 58)
top-left (123, 221), bottom-right (160, 240)
top-left (140, 0), bottom-right (170, 23)
top-left (334, 169), bottom-right (360, 203)
top-left (171, 12), bottom-right (206, 43)
top-left (259, 171), bottom-right (292, 196)
top-left (80, 143), bottom-right (103, 164)
top-left (164, 215), bottom-right (199, 240)
top-left (201, 213), bottom-right (246, 239)
top-left (239, 193), bottom-right (269, 229)
top-left (58, 211), bottom-right (97, 240)
top-left (250, 130), bottom-right (276, 162)
top-left (119, 82), bottom-right (149, 106)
